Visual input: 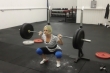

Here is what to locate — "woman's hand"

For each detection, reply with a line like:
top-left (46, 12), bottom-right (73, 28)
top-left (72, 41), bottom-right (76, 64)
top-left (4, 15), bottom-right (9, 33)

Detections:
top-left (57, 34), bottom-right (63, 45)
top-left (38, 31), bottom-right (43, 36)
top-left (57, 34), bottom-right (62, 39)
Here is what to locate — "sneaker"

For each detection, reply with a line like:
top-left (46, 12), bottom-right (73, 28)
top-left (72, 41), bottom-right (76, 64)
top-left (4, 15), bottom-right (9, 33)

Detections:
top-left (56, 61), bottom-right (61, 67)
top-left (40, 59), bottom-right (48, 64)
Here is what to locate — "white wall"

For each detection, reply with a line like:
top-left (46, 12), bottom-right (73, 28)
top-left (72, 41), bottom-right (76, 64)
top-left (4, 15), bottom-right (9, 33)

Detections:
top-left (0, 0), bottom-right (47, 29)
top-left (48, 0), bottom-right (77, 9)
top-left (77, 0), bottom-right (110, 25)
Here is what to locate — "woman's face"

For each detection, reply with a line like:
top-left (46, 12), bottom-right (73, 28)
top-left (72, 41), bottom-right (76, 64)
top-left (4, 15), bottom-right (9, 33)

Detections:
top-left (43, 27), bottom-right (50, 35)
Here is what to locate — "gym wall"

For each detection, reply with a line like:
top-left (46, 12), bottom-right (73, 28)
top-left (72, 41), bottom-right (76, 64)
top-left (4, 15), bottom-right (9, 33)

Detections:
top-left (0, 0), bottom-right (47, 29)
top-left (48, 0), bottom-right (77, 9)
top-left (77, 0), bottom-right (110, 25)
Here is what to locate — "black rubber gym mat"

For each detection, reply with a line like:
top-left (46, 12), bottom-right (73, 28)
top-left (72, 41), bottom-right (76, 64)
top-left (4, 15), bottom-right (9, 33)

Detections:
top-left (0, 20), bottom-right (110, 65)
top-left (23, 69), bottom-right (40, 73)
top-left (0, 28), bottom-right (19, 35)
top-left (80, 61), bottom-right (110, 73)
top-left (10, 50), bottom-right (86, 73)
top-left (0, 33), bottom-right (23, 45)
top-left (1, 17), bottom-right (110, 73)
top-left (0, 41), bottom-right (12, 48)
top-left (0, 60), bottom-right (28, 73)
top-left (0, 43), bottom-right (35, 62)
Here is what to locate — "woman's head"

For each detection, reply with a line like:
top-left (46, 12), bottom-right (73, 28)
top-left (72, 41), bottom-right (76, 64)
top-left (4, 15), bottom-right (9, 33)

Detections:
top-left (43, 25), bottom-right (52, 35)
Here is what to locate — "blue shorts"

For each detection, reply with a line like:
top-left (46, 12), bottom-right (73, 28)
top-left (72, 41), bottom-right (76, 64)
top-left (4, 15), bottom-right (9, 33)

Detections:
top-left (39, 47), bottom-right (62, 55)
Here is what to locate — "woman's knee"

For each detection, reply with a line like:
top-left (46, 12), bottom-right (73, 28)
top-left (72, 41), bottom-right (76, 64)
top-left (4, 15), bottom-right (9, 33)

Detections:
top-left (55, 51), bottom-right (62, 58)
top-left (36, 48), bottom-right (43, 55)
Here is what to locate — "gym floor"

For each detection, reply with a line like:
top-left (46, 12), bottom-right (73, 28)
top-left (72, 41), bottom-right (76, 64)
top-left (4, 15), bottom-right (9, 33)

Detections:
top-left (0, 17), bottom-right (110, 73)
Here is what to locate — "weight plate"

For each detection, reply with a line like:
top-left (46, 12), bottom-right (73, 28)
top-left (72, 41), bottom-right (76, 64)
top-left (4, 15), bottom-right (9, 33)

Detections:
top-left (95, 52), bottom-right (110, 59)
top-left (20, 23), bottom-right (34, 39)
top-left (20, 25), bottom-right (25, 39)
top-left (34, 39), bottom-right (43, 43)
top-left (23, 40), bottom-right (34, 45)
top-left (72, 28), bottom-right (80, 49)
top-left (76, 29), bottom-right (85, 49)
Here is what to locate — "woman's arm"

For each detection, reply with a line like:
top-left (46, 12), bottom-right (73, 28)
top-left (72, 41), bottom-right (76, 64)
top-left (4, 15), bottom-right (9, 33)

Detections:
top-left (57, 34), bottom-right (63, 45)
top-left (57, 38), bottom-right (63, 45)
top-left (38, 31), bottom-right (43, 39)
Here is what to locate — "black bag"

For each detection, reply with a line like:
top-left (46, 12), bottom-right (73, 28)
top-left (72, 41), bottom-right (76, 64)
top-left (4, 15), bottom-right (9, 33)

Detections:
top-left (104, 4), bottom-right (109, 19)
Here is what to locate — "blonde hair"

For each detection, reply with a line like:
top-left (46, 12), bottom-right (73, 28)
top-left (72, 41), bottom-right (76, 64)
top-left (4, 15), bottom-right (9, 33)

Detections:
top-left (44, 25), bottom-right (52, 34)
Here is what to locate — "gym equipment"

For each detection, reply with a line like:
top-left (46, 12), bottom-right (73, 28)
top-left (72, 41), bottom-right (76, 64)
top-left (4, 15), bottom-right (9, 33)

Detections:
top-left (95, 52), bottom-right (110, 59)
top-left (20, 23), bottom-right (34, 39)
top-left (73, 28), bottom-right (85, 49)
top-left (47, 0), bottom-right (50, 25)
top-left (80, 6), bottom-right (84, 28)
top-left (19, 23), bottom-right (91, 49)
top-left (34, 38), bottom-right (43, 43)
top-left (23, 40), bottom-right (34, 45)
top-left (47, 6), bottom-right (50, 25)
top-left (69, 6), bottom-right (91, 63)
top-left (64, 6), bottom-right (77, 23)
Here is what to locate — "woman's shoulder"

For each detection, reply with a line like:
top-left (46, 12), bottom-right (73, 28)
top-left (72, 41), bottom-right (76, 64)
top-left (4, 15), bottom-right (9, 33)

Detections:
top-left (52, 34), bottom-right (58, 38)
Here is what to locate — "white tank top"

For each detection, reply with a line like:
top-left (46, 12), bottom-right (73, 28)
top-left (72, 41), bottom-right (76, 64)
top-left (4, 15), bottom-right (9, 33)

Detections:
top-left (41, 33), bottom-right (61, 52)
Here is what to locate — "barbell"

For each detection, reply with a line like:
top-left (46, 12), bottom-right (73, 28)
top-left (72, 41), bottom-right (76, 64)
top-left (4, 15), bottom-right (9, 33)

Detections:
top-left (28, 29), bottom-right (90, 42)
top-left (19, 23), bottom-right (91, 49)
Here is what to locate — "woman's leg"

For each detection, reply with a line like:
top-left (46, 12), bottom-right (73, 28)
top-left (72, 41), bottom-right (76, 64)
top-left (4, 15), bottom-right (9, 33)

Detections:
top-left (41, 54), bottom-right (46, 59)
top-left (54, 50), bottom-right (62, 67)
top-left (36, 47), bottom-right (51, 64)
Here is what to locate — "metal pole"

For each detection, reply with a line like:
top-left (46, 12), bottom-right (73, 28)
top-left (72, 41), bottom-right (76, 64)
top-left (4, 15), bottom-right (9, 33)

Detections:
top-left (27, 30), bottom-right (91, 43)
top-left (80, 6), bottom-right (84, 28)
top-left (47, 8), bottom-right (50, 25)
top-left (80, 9), bottom-right (83, 28)
top-left (47, 0), bottom-right (50, 25)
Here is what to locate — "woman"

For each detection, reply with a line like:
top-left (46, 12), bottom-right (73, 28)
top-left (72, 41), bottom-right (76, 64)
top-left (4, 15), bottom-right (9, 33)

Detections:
top-left (36, 25), bottom-right (63, 67)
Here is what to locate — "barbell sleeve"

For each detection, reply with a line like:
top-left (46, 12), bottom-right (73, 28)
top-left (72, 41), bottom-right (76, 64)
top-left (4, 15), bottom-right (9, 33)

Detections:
top-left (28, 30), bottom-right (37, 33)
top-left (62, 36), bottom-right (91, 42)
top-left (82, 39), bottom-right (91, 43)
top-left (19, 29), bottom-right (38, 33)
top-left (62, 36), bottom-right (73, 39)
